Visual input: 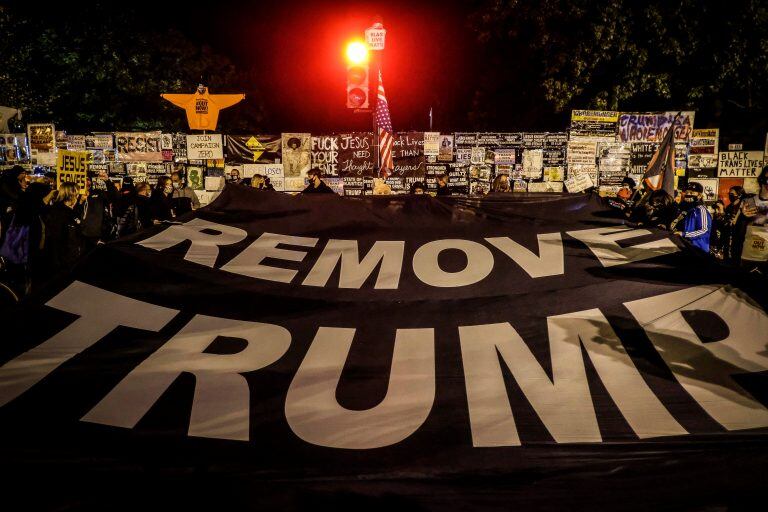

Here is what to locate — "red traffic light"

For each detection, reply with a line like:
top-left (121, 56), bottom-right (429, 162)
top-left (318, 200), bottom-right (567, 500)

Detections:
top-left (347, 87), bottom-right (367, 108)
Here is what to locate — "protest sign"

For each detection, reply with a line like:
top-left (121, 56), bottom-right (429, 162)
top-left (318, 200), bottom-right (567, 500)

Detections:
top-left (423, 132), bottom-right (440, 156)
top-left (494, 148), bottom-right (516, 165)
top-left (186, 166), bottom-right (204, 190)
top-left (718, 151), bottom-right (764, 178)
top-left (688, 178), bottom-right (719, 203)
top-left (597, 142), bottom-right (632, 189)
top-left (126, 162), bottom-right (148, 182)
top-left (522, 149), bottom-right (544, 179)
top-left (543, 133), bottom-right (567, 168)
top-left (392, 132), bottom-right (426, 178)
top-left (522, 133), bottom-right (547, 149)
top-left (570, 110), bottom-right (619, 137)
top-left (567, 138), bottom-right (604, 184)
top-left (225, 135), bottom-right (281, 164)
top-left (564, 171), bottom-right (595, 193)
top-left (56, 150), bottom-right (90, 194)
top-left (27, 123), bottom-right (56, 165)
top-left (145, 162), bottom-right (168, 186)
top-left (246, 164), bottom-right (285, 191)
top-left (454, 133), bottom-right (477, 146)
top-left (543, 166), bottom-right (565, 182)
top-left (527, 181), bottom-right (564, 192)
top-left (338, 132), bottom-right (375, 178)
top-left (311, 135), bottom-right (339, 175)
top-left (115, 132), bottom-right (163, 162)
top-left (470, 147), bottom-right (486, 165)
top-left (66, 135), bottom-right (86, 151)
top-left (85, 134), bottom-right (114, 150)
top-left (618, 112), bottom-right (695, 142)
top-left (282, 133), bottom-right (312, 178)
top-left (438, 135), bottom-right (454, 162)
top-left (186, 134), bottom-right (224, 160)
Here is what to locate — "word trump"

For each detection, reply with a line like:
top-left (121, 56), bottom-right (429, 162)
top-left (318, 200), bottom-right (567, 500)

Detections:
top-left (0, 282), bottom-right (766, 448)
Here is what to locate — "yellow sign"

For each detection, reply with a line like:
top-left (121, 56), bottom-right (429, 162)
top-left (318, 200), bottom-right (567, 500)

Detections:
top-left (246, 136), bottom-right (265, 161)
top-left (571, 110), bottom-right (620, 123)
top-left (56, 150), bottom-right (91, 195)
top-left (161, 86), bottom-right (245, 131)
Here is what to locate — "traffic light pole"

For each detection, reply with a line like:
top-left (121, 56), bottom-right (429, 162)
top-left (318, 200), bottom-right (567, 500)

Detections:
top-left (371, 45), bottom-right (380, 178)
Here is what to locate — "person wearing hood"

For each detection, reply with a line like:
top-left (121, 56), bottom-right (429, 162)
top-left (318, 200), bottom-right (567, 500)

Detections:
top-left (673, 181), bottom-right (712, 253)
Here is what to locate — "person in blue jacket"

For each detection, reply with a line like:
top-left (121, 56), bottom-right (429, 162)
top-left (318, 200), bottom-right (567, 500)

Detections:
top-left (673, 181), bottom-right (712, 253)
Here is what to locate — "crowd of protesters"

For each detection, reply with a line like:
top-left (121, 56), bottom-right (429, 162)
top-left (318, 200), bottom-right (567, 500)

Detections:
top-left (1, 164), bottom-right (767, 301)
top-left (609, 166), bottom-right (768, 275)
top-left (0, 166), bottom-right (231, 301)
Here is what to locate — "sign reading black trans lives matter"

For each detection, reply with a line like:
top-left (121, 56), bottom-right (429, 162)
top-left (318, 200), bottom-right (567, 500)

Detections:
top-left (1, 187), bottom-right (767, 509)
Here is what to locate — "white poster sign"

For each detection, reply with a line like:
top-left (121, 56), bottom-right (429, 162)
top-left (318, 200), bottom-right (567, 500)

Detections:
top-left (186, 134), bottom-right (224, 160)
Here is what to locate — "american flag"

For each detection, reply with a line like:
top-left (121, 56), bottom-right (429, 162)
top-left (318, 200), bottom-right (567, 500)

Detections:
top-left (375, 70), bottom-right (394, 177)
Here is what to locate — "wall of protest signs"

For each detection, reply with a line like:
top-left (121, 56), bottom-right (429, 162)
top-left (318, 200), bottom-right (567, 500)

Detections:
top-left (8, 108), bottom-right (768, 200)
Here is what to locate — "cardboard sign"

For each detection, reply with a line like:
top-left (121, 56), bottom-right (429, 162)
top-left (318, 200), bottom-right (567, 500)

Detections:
top-left (56, 150), bottom-right (90, 194)
top-left (718, 151), bottom-right (764, 178)
top-left (424, 132), bottom-right (440, 156)
top-left (186, 134), bottom-right (224, 160)
top-left (564, 172), bottom-right (595, 193)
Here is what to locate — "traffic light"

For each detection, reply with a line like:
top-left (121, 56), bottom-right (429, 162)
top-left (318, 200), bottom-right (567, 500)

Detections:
top-left (345, 41), bottom-right (369, 109)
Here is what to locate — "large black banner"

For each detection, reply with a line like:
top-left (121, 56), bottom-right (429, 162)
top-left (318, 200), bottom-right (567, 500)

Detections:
top-left (1, 187), bottom-right (767, 510)
top-left (225, 134), bottom-right (282, 164)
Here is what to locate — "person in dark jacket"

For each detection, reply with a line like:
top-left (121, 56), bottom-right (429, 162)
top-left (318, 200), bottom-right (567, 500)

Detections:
top-left (0, 181), bottom-right (50, 296)
top-left (78, 177), bottom-right (119, 249)
top-left (41, 182), bottom-right (85, 280)
top-left (0, 166), bottom-right (28, 241)
top-left (302, 168), bottom-right (334, 194)
top-left (723, 186), bottom-right (747, 263)
top-left (150, 176), bottom-right (175, 221)
top-left (117, 182), bottom-right (154, 237)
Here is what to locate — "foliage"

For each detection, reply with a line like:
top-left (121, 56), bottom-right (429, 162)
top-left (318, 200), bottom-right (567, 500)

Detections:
top-left (0, 4), bottom-right (266, 132)
top-left (469, 0), bottom-right (768, 138)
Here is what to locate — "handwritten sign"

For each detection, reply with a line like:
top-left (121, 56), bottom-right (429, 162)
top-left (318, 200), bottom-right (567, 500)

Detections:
top-left (718, 151), bottom-right (764, 178)
top-left (56, 150), bottom-right (90, 194)
top-left (186, 134), bottom-right (223, 160)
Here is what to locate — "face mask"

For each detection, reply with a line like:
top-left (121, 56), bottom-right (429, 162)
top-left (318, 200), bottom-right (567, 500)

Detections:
top-left (173, 182), bottom-right (181, 189)
top-left (729, 194), bottom-right (738, 202)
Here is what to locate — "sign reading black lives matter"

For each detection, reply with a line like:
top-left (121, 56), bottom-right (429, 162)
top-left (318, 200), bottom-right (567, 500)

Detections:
top-left (392, 132), bottom-right (426, 178)
top-left (2, 189), bottom-right (768, 510)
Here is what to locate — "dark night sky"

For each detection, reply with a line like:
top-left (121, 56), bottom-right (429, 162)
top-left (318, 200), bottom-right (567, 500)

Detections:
top-left (151, 0), bottom-right (481, 133)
